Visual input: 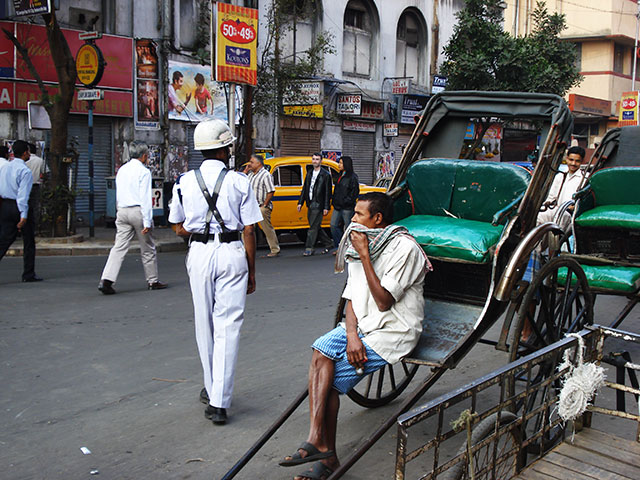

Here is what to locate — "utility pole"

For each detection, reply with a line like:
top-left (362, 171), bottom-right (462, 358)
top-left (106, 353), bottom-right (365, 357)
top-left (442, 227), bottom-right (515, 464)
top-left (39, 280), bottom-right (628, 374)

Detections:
top-left (633, 3), bottom-right (640, 91)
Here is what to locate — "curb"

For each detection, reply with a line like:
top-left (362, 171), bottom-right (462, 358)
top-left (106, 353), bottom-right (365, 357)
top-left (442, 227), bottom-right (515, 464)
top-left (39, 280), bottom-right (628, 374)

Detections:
top-left (6, 241), bottom-right (187, 257)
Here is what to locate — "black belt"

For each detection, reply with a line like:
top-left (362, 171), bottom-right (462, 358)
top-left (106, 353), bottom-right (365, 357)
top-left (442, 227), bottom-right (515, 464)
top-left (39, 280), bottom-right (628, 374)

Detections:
top-left (191, 230), bottom-right (242, 244)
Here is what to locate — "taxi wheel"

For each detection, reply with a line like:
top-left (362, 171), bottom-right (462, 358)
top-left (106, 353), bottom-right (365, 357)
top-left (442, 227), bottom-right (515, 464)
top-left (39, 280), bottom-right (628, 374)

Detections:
top-left (333, 295), bottom-right (419, 408)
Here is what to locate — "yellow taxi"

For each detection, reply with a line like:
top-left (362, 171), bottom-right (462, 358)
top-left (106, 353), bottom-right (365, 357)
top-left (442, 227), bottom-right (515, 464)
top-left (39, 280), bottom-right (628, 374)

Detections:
top-left (263, 156), bottom-right (385, 235)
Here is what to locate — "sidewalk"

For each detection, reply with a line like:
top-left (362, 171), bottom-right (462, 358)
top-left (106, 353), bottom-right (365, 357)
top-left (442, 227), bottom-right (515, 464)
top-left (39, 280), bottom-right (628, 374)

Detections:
top-left (5, 225), bottom-right (187, 257)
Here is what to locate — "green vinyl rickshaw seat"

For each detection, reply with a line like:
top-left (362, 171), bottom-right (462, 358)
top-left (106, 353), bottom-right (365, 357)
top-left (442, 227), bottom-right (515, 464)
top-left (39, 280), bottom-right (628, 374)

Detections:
top-left (575, 167), bottom-right (640, 230)
top-left (394, 159), bottom-right (531, 263)
top-left (558, 264), bottom-right (640, 294)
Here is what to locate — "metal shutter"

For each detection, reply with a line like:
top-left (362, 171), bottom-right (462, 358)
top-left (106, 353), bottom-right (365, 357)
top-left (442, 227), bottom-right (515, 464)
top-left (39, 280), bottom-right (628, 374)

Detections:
top-left (187, 124), bottom-right (205, 170)
top-left (280, 128), bottom-right (321, 156)
top-left (392, 134), bottom-right (412, 167)
top-left (69, 116), bottom-right (113, 219)
top-left (342, 130), bottom-right (375, 184)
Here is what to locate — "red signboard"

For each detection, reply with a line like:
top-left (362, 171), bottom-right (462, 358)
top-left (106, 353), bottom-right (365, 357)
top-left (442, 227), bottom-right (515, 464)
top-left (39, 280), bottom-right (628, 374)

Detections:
top-left (0, 22), bottom-right (15, 78)
top-left (15, 23), bottom-right (132, 90)
top-left (0, 81), bottom-right (15, 108)
top-left (13, 82), bottom-right (132, 117)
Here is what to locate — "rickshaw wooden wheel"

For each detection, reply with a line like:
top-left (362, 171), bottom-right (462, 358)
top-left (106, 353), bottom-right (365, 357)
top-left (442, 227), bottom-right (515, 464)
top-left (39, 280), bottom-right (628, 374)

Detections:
top-left (444, 412), bottom-right (523, 480)
top-left (506, 256), bottom-right (593, 452)
top-left (333, 296), bottom-right (419, 408)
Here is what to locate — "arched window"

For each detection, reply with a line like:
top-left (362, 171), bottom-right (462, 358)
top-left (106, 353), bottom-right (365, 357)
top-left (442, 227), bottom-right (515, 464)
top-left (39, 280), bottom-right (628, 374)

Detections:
top-left (342, 0), bottom-right (378, 77)
top-left (396, 10), bottom-right (427, 86)
top-left (281, 0), bottom-right (321, 64)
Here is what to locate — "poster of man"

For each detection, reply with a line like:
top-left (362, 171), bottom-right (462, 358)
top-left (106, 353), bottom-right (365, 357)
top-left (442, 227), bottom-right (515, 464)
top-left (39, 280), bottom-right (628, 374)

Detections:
top-left (167, 60), bottom-right (227, 122)
top-left (137, 80), bottom-right (159, 122)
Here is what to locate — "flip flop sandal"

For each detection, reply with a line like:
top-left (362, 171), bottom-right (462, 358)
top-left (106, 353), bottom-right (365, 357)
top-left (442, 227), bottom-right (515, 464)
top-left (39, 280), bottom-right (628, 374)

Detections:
top-left (279, 442), bottom-right (334, 467)
top-left (294, 461), bottom-right (335, 479)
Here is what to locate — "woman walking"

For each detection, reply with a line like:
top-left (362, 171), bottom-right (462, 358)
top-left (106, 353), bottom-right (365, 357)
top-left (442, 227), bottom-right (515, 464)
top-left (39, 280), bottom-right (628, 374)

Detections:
top-left (330, 156), bottom-right (359, 252)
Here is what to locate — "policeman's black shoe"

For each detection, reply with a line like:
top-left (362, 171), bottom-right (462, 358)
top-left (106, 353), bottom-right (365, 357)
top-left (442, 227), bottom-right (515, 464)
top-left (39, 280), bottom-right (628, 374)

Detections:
top-left (148, 281), bottom-right (168, 290)
top-left (204, 406), bottom-right (227, 425)
top-left (98, 279), bottom-right (116, 295)
top-left (200, 387), bottom-right (209, 405)
top-left (22, 275), bottom-right (43, 283)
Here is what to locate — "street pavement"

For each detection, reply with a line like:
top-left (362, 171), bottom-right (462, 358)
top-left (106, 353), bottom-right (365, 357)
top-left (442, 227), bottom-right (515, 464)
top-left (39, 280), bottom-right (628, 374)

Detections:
top-left (1, 245), bottom-right (639, 480)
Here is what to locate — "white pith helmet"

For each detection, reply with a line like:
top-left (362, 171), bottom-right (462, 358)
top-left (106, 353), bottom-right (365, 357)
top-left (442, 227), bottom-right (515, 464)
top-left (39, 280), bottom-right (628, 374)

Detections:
top-left (193, 119), bottom-right (236, 150)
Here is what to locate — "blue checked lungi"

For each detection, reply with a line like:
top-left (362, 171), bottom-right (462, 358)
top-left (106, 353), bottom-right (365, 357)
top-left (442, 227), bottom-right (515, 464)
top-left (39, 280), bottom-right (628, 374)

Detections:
top-left (312, 326), bottom-right (388, 394)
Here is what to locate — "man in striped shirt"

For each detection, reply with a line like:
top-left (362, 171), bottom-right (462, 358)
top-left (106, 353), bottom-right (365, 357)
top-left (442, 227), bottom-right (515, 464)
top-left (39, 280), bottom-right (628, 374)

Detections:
top-left (247, 154), bottom-right (280, 257)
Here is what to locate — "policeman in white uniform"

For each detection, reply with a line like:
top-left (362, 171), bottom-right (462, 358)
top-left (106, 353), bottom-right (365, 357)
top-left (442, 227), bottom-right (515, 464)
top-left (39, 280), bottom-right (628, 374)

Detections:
top-left (169, 119), bottom-right (262, 425)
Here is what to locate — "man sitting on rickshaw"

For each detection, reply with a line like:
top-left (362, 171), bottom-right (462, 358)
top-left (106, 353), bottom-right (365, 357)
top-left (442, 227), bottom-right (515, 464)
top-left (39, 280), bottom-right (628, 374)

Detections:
top-left (279, 192), bottom-right (432, 480)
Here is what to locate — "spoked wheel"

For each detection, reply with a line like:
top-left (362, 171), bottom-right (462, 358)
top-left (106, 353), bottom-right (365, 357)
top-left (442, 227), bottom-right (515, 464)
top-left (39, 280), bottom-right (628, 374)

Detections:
top-left (445, 412), bottom-right (523, 480)
top-left (506, 256), bottom-right (593, 452)
top-left (333, 296), bottom-right (419, 408)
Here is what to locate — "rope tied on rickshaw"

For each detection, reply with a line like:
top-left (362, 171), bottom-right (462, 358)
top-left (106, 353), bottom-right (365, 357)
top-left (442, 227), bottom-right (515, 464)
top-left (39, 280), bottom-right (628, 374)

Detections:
top-left (557, 333), bottom-right (606, 425)
top-left (334, 222), bottom-right (433, 274)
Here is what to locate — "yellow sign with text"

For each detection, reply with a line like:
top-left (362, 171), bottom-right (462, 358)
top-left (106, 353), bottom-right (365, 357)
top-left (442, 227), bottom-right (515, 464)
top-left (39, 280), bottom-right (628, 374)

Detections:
top-left (283, 104), bottom-right (324, 118)
top-left (214, 3), bottom-right (258, 86)
top-left (76, 44), bottom-right (104, 87)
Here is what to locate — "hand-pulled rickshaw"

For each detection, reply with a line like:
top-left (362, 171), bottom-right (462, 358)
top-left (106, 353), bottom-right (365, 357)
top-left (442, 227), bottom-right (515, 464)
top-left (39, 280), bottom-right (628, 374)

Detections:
top-left (223, 92), bottom-right (593, 479)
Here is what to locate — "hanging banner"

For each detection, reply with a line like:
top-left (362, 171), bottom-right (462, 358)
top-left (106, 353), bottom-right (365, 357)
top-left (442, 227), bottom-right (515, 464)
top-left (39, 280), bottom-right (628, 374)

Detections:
top-left (168, 60), bottom-right (228, 122)
top-left (135, 39), bottom-right (160, 130)
top-left (619, 91), bottom-right (639, 126)
top-left (213, 3), bottom-right (258, 85)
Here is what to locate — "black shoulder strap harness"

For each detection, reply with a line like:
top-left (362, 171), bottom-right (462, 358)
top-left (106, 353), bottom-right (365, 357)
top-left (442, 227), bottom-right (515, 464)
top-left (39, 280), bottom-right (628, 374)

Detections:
top-left (195, 167), bottom-right (229, 238)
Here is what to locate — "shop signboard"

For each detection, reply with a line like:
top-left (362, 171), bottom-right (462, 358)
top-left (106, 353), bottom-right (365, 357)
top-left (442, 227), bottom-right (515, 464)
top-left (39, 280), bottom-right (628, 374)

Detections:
top-left (343, 119), bottom-right (376, 133)
top-left (337, 94), bottom-right (361, 115)
top-left (392, 78), bottom-right (409, 94)
top-left (13, 0), bottom-right (51, 16)
top-left (359, 100), bottom-right (384, 120)
top-left (283, 81), bottom-right (322, 105)
top-left (383, 122), bottom-right (398, 137)
top-left (0, 81), bottom-right (14, 109)
top-left (214, 2), bottom-right (258, 85)
top-left (283, 104), bottom-right (323, 118)
top-left (0, 22), bottom-right (15, 78)
top-left (401, 94), bottom-right (429, 124)
top-left (619, 91), bottom-right (638, 126)
top-left (569, 93), bottom-right (611, 117)
top-left (14, 23), bottom-right (133, 89)
top-left (432, 75), bottom-right (447, 94)
top-left (13, 82), bottom-right (132, 117)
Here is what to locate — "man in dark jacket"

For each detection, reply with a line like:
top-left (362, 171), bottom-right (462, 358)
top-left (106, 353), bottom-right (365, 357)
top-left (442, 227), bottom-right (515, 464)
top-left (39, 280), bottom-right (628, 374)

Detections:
top-left (297, 153), bottom-right (333, 256)
top-left (330, 156), bottom-right (359, 250)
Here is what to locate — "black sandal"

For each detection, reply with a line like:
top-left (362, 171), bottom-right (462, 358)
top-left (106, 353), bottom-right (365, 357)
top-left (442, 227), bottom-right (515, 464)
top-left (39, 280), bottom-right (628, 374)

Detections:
top-left (279, 442), bottom-right (334, 467)
top-left (294, 461), bottom-right (335, 479)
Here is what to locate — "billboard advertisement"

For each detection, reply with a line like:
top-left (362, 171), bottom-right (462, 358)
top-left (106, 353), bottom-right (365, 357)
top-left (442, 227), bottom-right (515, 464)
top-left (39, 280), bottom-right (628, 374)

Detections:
top-left (214, 3), bottom-right (258, 85)
top-left (168, 60), bottom-right (228, 122)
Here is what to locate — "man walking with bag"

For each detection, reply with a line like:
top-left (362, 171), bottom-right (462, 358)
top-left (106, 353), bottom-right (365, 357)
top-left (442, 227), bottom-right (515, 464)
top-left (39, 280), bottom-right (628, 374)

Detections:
top-left (169, 119), bottom-right (262, 425)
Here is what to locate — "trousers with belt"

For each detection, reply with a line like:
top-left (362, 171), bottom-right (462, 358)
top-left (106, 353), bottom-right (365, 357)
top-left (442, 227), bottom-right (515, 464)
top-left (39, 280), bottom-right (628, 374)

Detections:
top-left (186, 237), bottom-right (248, 408)
top-left (101, 206), bottom-right (158, 284)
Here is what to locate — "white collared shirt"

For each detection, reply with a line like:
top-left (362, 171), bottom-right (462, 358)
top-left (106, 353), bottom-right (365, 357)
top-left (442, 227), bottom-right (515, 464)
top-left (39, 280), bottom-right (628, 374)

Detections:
top-left (168, 159), bottom-right (262, 234)
top-left (341, 235), bottom-right (427, 364)
top-left (546, 168), bottom-right (588, 207)
top-left (26, 154), bottom-right (46, 185)
top-left (116, 158), bottom-right (153, 228)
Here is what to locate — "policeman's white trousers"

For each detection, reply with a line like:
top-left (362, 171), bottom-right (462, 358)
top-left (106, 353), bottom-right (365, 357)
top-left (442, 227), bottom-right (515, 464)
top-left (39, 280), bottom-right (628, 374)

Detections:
top-left (186, 239), bottom-right (248, 409)
top-left (101, 206), bottom-right (158, 284)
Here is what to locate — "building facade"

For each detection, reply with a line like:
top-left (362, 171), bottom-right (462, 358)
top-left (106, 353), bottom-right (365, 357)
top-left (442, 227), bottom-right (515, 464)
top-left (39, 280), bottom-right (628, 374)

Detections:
top-left (505, 0), bottom-right (640, 149)
top-left (0, 0), bottom-right (462, 226)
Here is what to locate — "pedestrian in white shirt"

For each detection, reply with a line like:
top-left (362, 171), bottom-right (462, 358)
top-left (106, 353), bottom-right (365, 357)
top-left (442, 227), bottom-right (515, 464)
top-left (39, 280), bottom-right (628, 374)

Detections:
top-left (537, 146), bottom-right (587, 229)
top-left (98, 140), bottom-right (166, 294)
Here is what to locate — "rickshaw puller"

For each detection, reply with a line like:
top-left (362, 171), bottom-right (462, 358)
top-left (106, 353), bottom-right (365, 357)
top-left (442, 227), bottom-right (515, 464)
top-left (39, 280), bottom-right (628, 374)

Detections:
top-left (280, 192), bottom-right (431, 479)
